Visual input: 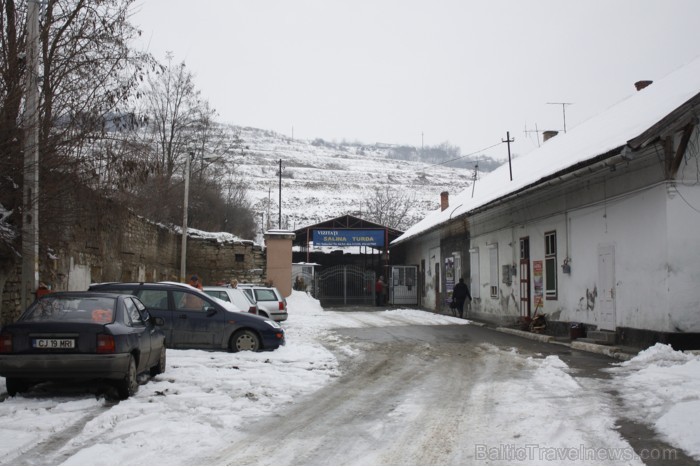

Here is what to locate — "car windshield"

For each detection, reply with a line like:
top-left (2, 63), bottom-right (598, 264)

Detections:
top-left (23, 296), bottom-right (117, 324)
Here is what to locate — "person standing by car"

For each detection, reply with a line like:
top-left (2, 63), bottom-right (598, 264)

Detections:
top-left (188, 275), bottom-right (203, 290)
top-left (452, 277), bottom-right (472, 318)
top-left (229, 278), bottom-right (238, 288)
top-left (375, 276), bottom-right (387, 306)
top-left (35, 282), bottom-right (51, 299)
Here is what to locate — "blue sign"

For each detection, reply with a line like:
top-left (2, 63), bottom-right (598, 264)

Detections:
top-left (313, 229), bottom-right (385, 247)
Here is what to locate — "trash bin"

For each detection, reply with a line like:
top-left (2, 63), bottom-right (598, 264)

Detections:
top-left (570, 322), bottom-right (585, 340)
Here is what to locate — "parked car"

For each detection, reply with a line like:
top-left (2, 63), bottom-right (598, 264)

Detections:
top-left (0, 292), bottom-right (166, 399)
top-left (237, 285), bottom-right (288, 322)
top-left (202, 286), bottom-right (260, 316)
top-left (88, 282), bottom-right (285, 352)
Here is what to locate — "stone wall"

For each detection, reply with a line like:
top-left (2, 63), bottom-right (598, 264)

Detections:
top-left (0, 191), bottom-right (266, 324)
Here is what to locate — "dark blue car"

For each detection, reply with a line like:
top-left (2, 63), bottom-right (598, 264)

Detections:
top-left (0, 292), bottom-right (166, 399)
top-left (88, 282), bottom-right (285, 352)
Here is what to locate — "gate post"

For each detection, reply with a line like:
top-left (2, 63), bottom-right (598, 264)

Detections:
top-left (264, 230), bottom-right (295, 297)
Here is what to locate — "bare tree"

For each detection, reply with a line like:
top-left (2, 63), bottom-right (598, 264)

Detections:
top-left (363, 186), bottom-right (419, 231)
top-left (0, 2), bottom-right (150, 258)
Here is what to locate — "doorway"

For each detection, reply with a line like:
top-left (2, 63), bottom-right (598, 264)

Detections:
top-left (519, 237), bottom-right (531, 318)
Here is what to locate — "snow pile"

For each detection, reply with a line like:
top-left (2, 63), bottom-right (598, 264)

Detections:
top-left (609, 343), bottom-right (700, 458)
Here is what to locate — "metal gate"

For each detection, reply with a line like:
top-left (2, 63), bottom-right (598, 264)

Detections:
top-left (389, 265), bottom-right (418, 305)
top-left (316, 265), bottom-right (376, 306)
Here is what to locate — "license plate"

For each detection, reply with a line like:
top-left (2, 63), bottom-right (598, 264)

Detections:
top-left (32, 338), bottom-right (75, 349)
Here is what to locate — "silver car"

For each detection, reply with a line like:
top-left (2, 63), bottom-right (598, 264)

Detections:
top-left (202, 286), bottom-right (260, 316)
top-left (238, 285), bottom-right (288, 322)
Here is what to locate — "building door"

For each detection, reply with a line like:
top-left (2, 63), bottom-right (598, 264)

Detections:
top-left (598, 245), bottom-right (616, 331)
top-left (389, 266), bottom-right (418, 305)
top-left (519, 237), bottom-right (531, 318)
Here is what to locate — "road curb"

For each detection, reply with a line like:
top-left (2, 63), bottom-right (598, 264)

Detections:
top-left (495, 327), bottom-right (554, 344)
top-left (492, 326), bottom-right (636, 360)
top-left (570, 341), bottom-right (634, 361)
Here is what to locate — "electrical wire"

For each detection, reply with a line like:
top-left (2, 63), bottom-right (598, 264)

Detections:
top-left (418, 141), bottom-right (504, 171)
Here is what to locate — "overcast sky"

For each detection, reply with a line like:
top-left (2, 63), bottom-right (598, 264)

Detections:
top-left (130, 0), bottom-right (700, 160)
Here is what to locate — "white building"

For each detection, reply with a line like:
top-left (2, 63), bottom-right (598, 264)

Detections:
top-left (391, 58), bottom-right (700, 349)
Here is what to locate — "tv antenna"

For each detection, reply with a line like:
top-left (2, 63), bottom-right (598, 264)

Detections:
top-left (547, 102), bottom-right (573, 133)
top-left (524, 122), bottom-right (541, 147)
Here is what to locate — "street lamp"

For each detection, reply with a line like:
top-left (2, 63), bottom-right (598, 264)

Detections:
top-left (179, 152), bottom-right (221, 282)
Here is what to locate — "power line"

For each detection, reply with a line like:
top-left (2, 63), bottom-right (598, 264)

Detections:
top-left (419, 141), bottom-right (504, 171)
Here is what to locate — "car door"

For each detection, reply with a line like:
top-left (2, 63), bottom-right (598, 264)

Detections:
top-left (134, 287), bottom-right (174, 344)
top-left (123, 297), bottom-right (152, 372)
top-left (171, 290), bottom-right (224, 348)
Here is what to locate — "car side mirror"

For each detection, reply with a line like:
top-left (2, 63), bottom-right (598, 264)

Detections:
top-left (206, 307), bottom-right (218, 317)
top-left (151, 316), bottom-right (165, 326)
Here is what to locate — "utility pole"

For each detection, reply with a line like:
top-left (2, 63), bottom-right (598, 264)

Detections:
top-left (471, 161), bottom-right (479, 198)
top-left (267, 187), bottom-right (271, 231)
top-left (278, 159), bottom-right (283, 229)
top-left (21, 0), bottom-right (41, 308)
top-left (547, 102), bottom-right (573, 133)
top-left (179, 152), bottom-right (193, 283)
top-left (502, 131), bottom-right (514, 181)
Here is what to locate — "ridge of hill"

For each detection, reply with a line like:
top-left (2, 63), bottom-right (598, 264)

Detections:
top-left (229, 125), bottom-right (497, 235)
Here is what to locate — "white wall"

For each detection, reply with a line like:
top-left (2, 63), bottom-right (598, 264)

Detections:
top-left (666, 183), bottom-right (700, 332)
top-left (563, 184), bottom-right (670, 330)
top-left (469, 181), bottom-right (700, 333)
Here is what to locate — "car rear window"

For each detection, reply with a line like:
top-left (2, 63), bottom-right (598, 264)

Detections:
top-left (254, 289), bottom-right (277, 301)
top-left (204, 290), bottom-right (230, 302)
top-left (23, 296), bottom-right (117, 324)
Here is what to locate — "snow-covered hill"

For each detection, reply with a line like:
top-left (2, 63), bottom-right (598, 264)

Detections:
top-left (229, 125), bottom-right (487, 233)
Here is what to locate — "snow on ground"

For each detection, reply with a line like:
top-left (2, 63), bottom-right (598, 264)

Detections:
top-left (0, 292), bottom-right (698, 465)
top-left (606, 344), bottom-right (700, 459)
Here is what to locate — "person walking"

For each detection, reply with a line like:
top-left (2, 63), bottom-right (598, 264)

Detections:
top-left (452, 277), bottom-right (472, 318)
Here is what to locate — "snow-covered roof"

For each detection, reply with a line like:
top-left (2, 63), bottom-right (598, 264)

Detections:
top-left (393, 56), bottom-right (700, 246)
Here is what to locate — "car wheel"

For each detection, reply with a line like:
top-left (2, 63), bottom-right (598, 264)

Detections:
top-left (5, 378), bottom-right (29, 397)
top-left (116, 355), bottom-right (138, 399)
top-left (230, 330), bottom-right (261, 352)
top-left (150, 345), bottom-right (166, 376)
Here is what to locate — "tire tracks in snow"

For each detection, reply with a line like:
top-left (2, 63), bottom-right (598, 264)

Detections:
top-left (2, 402), bottom-right (111, 466)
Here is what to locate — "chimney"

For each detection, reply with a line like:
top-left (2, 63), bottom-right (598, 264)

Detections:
top-left (634, 80), bottom-right (653, 91)
top-left (543, 130), bottom-right (559, 143)
top-left (440, 191), bottom-right (449, 211)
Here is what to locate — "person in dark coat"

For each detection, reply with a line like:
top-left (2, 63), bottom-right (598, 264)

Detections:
top-left (452, 277), bottom-right (472, 318)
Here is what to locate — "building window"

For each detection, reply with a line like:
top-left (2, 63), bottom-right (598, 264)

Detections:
top-left (545, 231), bottom-right (557, 299)
top-left (489, 245), bottom-right (498, 298)
top-left (235, 254), bottom-right (245, 263)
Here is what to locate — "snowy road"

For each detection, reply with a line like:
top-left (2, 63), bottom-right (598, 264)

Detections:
top-left (0, 292), bottom-right (698, 465)
top-left (211, 324), bottom-right (642, 465)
